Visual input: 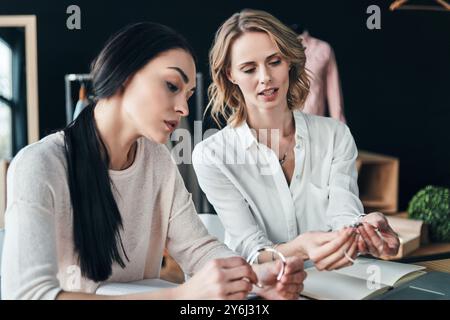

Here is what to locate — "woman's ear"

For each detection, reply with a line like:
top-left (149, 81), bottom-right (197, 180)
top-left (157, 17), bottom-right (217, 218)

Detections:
top-left (226, 68), bottom-right (236, 84)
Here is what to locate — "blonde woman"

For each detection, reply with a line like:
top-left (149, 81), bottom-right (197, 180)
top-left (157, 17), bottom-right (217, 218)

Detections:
top-left (192, 9), bottom-right (399, 271)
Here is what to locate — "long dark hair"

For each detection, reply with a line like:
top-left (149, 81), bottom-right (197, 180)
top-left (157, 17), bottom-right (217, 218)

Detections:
top-left (63, 22), bottom-right (196, 282)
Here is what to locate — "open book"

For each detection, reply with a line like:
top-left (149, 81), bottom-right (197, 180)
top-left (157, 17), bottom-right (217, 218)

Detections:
top-left (302, 257), bottom-right (426, 300)
top-left (96, 278), bottom-right (179, 296)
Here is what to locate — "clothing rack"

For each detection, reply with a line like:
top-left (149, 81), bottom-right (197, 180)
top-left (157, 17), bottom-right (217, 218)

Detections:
top-left (64, 73), bottom-right (92, 125)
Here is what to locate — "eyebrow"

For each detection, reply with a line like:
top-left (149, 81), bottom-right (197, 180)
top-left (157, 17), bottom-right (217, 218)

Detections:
top-left (168, 67), bottom-right (189, 84)
top-left (238, 52), bottom-right (280, 67)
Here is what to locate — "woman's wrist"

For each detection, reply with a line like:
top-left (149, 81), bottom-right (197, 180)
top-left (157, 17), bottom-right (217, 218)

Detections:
top-left (283, 238), bottom-right (309, 260)
top-left (167, 284), bottom-right (184, 299)
top-left (271, 243), bottom-right (285, 260)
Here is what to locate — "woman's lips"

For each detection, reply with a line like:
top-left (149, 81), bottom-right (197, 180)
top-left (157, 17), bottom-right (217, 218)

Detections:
top-left (258, 88), bottom-right (279, 102)
top-left (164, 120), bottom-right (179, 132)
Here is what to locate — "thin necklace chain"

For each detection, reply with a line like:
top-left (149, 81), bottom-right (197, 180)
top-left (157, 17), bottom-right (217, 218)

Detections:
top-left (279, 152), bottom-right (288, 165)
top-left (279, 130), bottom-right (296, 166)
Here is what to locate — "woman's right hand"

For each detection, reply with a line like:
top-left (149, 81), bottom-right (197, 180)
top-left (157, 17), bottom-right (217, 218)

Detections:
top-left (295, 227), bottom-right (358, 271)
top-left (174, 256), bottom-right (258, 300)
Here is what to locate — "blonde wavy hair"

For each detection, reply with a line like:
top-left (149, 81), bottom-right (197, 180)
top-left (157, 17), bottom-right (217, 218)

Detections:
top-left (207, 9), bottom-right (310, 127)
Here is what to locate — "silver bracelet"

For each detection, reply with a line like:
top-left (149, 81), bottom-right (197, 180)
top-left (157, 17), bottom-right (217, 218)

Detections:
top-left (272, 243), bottom-right (285, 261)
top-left (348, 213), bottom-right (367, 228)
top-left (247, 246), bottom-right (287, 288)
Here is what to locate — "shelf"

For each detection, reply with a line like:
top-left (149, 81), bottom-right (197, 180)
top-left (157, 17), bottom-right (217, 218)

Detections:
top-left (357, 150), bottom-right (399, 214)
top-left (359, 198), bottom-right (392, 208)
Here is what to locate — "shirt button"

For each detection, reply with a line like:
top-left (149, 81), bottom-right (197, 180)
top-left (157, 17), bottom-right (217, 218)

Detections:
top-left (297, 134), bottom-right (301, 139)
top-left (296, 145), bottom-right (300, 149)
top-left (296, 175), bottom-right (300, 179)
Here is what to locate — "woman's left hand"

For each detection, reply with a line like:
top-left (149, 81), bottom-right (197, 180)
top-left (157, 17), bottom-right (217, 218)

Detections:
top-left (357, 212), bottom-right (400, 258)
top-left (251, 256), bottom-right (306, 300)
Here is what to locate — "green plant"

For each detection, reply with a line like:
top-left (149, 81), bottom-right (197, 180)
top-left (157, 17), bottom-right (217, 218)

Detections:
top-left (408, 185), bottom-right (450, 242)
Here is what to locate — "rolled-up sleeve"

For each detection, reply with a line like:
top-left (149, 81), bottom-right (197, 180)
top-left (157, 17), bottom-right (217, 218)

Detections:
top-left (326, 124), bottom-right (364, 230)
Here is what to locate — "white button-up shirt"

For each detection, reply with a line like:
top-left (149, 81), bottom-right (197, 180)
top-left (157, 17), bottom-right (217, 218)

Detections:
top-left (192, 111), bottom-right (364, 259)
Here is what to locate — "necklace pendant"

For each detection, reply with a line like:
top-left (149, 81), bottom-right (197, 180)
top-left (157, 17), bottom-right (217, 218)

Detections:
top-left (279, 153), bottom-right (287, 166)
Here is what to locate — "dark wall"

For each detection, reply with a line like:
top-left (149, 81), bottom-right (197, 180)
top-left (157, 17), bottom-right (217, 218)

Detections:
top-left (1, 0), bottom-right (449, 210)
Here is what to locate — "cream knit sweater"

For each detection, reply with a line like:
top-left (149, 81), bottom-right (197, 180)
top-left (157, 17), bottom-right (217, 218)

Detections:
top-left (1, 132), bottom-right (235, 299)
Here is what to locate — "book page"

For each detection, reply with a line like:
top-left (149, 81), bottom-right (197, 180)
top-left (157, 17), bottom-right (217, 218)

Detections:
top-left (334, 257), bottom-right (426, 287)
top-left (96, 278), bottom-right (178, 296)
top-left (302, 268), bottom-right (390, 300)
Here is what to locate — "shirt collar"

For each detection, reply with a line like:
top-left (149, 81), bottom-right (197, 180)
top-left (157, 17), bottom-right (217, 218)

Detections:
top-left (233, 111), bottom-right (309, 150)
top-left (293, 111), bottom-right (308, 142)
top-left (234, 121), bottom-right (258, 150)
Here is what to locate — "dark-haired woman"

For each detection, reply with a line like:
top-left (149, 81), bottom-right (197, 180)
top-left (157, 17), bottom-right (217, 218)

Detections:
top-left (1, 22), bottom-right (305, 300)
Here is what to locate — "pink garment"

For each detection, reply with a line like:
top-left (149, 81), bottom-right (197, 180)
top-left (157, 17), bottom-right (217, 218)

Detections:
top-left (299, 31), bottom-right (346, 124)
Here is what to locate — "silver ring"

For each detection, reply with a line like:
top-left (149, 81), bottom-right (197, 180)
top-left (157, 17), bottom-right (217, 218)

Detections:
top-left (343, 250), bottom-right (356, 264)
